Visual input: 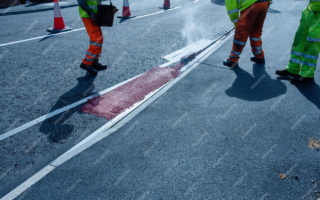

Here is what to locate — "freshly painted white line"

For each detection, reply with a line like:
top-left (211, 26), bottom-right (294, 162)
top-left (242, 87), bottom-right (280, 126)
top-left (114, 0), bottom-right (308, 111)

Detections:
top-left (133, 6), bottom-right (182, 19)
top-left (1, 165), bottom-right (55, 200)
top-left (0, 28), bottom-right (86, 47)
top-left (0, 74), bottom-right (142, 141)
top-left (0, 6), bottom-right (182, 47)
top-left (1, 30), bottom-right (234, 200)
top-left (162, 39), bottom-right (213, 62)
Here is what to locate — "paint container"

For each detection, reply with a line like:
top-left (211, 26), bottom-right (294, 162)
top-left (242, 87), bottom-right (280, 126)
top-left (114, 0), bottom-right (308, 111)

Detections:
top-left (97, 1), bottom-right (119, 27)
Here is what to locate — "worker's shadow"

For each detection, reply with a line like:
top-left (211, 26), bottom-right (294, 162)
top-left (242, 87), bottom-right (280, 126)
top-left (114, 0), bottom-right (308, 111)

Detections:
top-left (268, 8), bottom-right (281, 13)
top-left (211, 0), bottom-right (225, 6)
top-left (294, 83), bottom-right (320, 110)
top-left (39, 75), bottom-right (96, 143)
top-left (225, 64), bottom-right (287, 101)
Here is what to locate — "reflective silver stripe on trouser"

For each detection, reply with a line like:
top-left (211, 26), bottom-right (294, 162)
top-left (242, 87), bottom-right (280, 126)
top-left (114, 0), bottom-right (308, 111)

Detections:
top-left (228, 8), bottom-right (239, 14)
top-left (231, 19), bottom-right (238, 23)
top-left (232, 50), bottom-right (241, 55)
top-left (302, 61), bottom-right (317, 67)
top-left (252, 46), bottom-right (262, 50)
top-left (86, 51), bottom-right (96, 58)
top-left (291, 50), bottom-right (303, 57)
top-left (250, 37), bottom-right (261, 41)
top-left (88, 5), bottom-right (97, 10)
top-left (234, 39), bottom-right (246, 45)
top-left (90, 41), bottom-right (102, 47)
top-left (307, 36), bottom-right (320, 42)
top-left (290, 58), bottom-right (302, 64)
top-left (85, 57), bottom-right (94, 62)
top-left (303, 53), bottom-right (319, 60)
top-left (253, 50), bottom-right (262, 55)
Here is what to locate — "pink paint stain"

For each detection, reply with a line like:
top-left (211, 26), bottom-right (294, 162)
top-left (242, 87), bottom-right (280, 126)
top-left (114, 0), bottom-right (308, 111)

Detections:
top-left (82, 50), bottom-right (202, 120)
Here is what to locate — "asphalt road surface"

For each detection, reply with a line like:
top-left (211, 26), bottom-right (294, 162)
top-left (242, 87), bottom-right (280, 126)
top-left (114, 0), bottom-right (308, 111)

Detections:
top-left (0, 0), bottom-right (319, 199)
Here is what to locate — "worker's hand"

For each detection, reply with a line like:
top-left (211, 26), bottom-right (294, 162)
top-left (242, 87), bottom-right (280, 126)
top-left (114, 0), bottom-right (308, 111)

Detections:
top-left (90, 13), bottom-right (98, 21)
top-left (233, 22), bottom-right (237, 28)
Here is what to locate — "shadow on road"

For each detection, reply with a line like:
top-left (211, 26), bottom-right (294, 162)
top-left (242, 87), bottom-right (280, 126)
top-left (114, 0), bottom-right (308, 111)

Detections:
top-left (294, 83), bottom-right (320, 110)
top-left (225, 64), bottom-right (287, 101)
top-left (39, 75), bottom-right (97, 143)
top-left (38, 34), bottom-right (54, 42)
top-left (268, 8), bottom-right (281, 13)
top-left (211, 0), bottom-right (225, 6)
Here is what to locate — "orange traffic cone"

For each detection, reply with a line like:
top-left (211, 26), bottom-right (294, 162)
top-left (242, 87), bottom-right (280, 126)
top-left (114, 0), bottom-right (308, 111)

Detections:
top-left (117, 0), bottom-right (136, 19)
top-left (160, 0), bottom-right (173, 9)
top-left (47, 0), bottom-right (72, 33)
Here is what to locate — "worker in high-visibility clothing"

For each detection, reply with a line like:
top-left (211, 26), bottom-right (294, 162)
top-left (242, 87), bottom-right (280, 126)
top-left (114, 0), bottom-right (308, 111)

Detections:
top-left (78, 0), bottom-right (107, 76)
top-left (223, 0), bottom-right (271, 68)
top-left (276, 2), bottom-right (319, 84)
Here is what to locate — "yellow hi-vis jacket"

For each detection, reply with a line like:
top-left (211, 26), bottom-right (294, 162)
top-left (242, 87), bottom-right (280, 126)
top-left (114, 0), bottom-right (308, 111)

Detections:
top-left (225, 0), bottom-right (271, 27)
top-left (309, 0), bottom-right (320, 12)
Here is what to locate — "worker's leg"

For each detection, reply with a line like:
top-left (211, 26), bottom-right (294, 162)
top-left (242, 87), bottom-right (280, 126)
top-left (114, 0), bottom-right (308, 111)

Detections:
top-left (299, 13), bottom-right (320, 78)
top-left (93, 30), bottom-right (103, 63)
top-left (229, 5), bottom-right (260, 62)
top-left (82, 18), bottom-right (103, 66)
top-left (250, 2), bottom-right (268, 59)
top-left (286, 9), bottom-right (309, 75)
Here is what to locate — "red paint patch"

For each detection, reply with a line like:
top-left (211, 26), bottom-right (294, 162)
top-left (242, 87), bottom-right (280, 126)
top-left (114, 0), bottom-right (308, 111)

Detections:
top-left (82, 50), bottom-right (202, 120)
top-left (82, 63), bottom-right (185, 120)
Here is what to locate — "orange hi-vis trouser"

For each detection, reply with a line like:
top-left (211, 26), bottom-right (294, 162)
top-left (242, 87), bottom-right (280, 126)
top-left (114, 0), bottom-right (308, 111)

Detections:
top-left (229, 2), bottom-right (268, 62)
top-left (82, 18), bottom-right (103, 65)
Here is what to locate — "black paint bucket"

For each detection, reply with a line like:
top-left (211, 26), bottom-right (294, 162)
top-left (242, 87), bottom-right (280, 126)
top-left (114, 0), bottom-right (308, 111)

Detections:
top-left (97, 1), bottom-right (118, 27)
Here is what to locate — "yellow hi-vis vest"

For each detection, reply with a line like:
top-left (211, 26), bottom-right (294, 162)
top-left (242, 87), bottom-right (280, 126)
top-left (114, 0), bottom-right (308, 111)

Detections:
top-left (309, 0), bottom-right (320, 12)
top-left (225, 0), bottom-right (258, 25)
top-left (79, 0), bottom-right (101, 18)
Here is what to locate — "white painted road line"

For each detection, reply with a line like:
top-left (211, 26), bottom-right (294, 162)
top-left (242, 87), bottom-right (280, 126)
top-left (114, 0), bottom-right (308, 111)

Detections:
top-left (133, 6), bottom-right (182, 19)
top-left (0, 28), bottom-right (86, 47)
top-left (0, 30), bottom-right (234, 200)
top-left (1, 165), bottom-right (55, 200)
top-left (0, 74), bottom-right (142, 141)
top-left (162, 39), bottom-right (213, 62)
top-left (0, 7), bottom-right (182, 47)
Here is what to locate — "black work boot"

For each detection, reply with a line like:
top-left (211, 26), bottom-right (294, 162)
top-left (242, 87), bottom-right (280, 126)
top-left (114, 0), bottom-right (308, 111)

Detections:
top-left (80, 63), bottom-right (98, 76)
top-left (92, 61), bottom-right (107, 71)
top-left (290, 75), bottom-right (315, 84)
top-left (250, 56), bottom-right (265, 64)
top-left (275, 69), bottom-right (297, 77)
top-left (223, 59), bottom-right (238, 68)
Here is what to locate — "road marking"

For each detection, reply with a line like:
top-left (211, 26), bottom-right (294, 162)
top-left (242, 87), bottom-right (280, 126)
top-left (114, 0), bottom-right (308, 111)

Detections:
top-left (193, 0), bottom-right (200, 2)
top-left (0, 30), bottom-right (234, 200)
top-left (0, 74), bottom-right (141, 141)
top-left (1, 165), bottom-right (55, 200)
top-left (0, 28), bottom-right (86, 47)
top-left (133, 6), bottom-right (182, 19)
top-left (0, 7), bottom-right (182, 47)
top-left (162, 39), bottom-right (213, 62)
